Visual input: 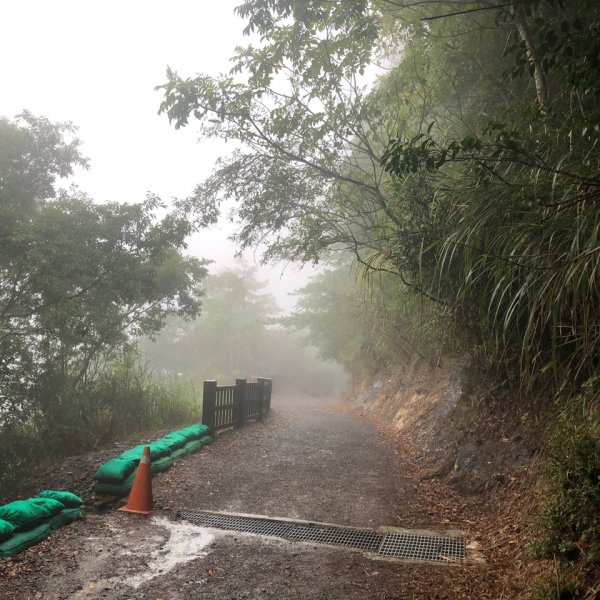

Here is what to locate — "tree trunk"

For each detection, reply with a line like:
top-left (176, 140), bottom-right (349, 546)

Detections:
top-left (513, 8), bottom-right (548, 109)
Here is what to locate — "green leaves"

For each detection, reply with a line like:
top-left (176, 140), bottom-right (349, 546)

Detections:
top-left (533, 386), bottom-right (600, 563)
top-left (157, 0), bottom-right (396, 265)
top-left (380, 125), bottom-right (488, 177)
top-left (0, 112), bottom-right (87, 225)
top-left (0, 115), bottom-right (208, 428)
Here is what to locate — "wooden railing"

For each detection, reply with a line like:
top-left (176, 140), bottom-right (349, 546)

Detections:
top-left (202, 377), bottom-right (273, 432)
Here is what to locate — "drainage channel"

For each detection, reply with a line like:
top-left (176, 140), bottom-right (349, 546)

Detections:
top-left (178, 510), bottom-right (465, 564)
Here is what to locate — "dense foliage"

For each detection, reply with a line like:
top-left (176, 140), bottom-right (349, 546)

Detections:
top-left (160, 1), bottom-right (600, 592)
top-left (0, 113), bottom-right (207, 488)
top-left (286, 262), bottom-right (451, 376)
top-left (159, 0), bottom-right (600, 393)
top-left (537, 388), bottom-right (600, 557)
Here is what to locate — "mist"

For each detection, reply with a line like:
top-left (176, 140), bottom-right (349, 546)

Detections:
top-left (139, 265), bottom-right (348, 397)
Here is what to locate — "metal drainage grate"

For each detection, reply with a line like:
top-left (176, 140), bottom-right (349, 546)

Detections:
top-left (379, 532), bottom-right (464, 563)
top-left (179, 510), bottom-right (294, 538)
top-left (287, 525), bottom-right (383, 551)
top-left (178, 511), bottom-right (465, 563)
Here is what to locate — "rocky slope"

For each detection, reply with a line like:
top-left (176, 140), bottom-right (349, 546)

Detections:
top-left (346, 356), bottom-right (539, 494)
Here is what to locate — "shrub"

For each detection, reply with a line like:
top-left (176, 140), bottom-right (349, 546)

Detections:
top-left (0, 353), bottom-right (199, 495)
top-left (533, 380), bottom-right (600, 564)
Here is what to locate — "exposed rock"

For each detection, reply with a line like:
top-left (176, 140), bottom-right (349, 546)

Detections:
top-left (346, 357), bottom-right (536, 495)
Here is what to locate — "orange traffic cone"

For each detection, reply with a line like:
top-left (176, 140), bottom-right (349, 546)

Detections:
top-left (118, 445), bottom-right (153, 515)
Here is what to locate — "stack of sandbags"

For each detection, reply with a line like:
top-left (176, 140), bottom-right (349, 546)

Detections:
top-left (93, 423), bottom-right (214, 498)
top-left (0, 491), bottom-right (84, 557)
top-left (120, 441), bottom-right (173, 475)
top-left (93, 439), bottom-right (176, 496)
top-left (93, 456), bottom-right (138, 497)
top-left (160, 424), bottom-right (212, 460)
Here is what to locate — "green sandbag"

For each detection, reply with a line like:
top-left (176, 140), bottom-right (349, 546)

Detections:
top-left (36, 490), bottom-right (83, 507)
top-left (93, 458), bottom-right (137, 483)
top-left (174, 427), bottom-right (194, 440)
top-left (160, 432), bottom-right (188, 450)
top-left (189, 423), bottom-right (209, 438)
top-left (199, 435), bottom-right (214, 445)
top-left (151, 455), bottom-right (173, 474)
top-left (0, 518), bottom-right (15, 541)
top-left (170, 447), bottom-right (189, 460)
top-left (172, 427), bottom-right (195, 441)
top-left (178, 423), bottom-right (208, 440)
top-left (0, 522), bottom-right (51, 557)
top-left (195, 423), bottom-right (209, 434)
top-left (149, 440), bottom-right (171, 459)
top-left (30, 497), bottom-right (65, 516)
top-left (94, 470), bottom-right (135, 497)
top-left (184, 440), bottom-right (202, 454)
top-left (176, 425), bottom-right (202, 441)
top-left (0, 498), bottom-right (64, 529)
top-left (120, 442), bottom-right (170, 463)
top-left (118, 445), bottom-right (146, 463)
top-left (48, 508), bottom-right (84, 529)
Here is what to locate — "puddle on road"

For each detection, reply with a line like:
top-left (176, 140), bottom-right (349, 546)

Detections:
top-left (122, 516), bottom-right (214, 588)
top-left (71, 516), bottom-right (215, 597)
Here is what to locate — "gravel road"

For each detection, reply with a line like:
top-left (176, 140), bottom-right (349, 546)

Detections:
top-left (0, 392), bottom-right (477, 599)
top-left (155, 391), bottom-right (407, 526)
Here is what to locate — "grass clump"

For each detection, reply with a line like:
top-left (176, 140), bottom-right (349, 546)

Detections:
top-left (528, 568), bottom-right (579, 600)
top-left (0, 352), bottom-right (200, 495)
top-left (530, 379), bottom-right (600, 598)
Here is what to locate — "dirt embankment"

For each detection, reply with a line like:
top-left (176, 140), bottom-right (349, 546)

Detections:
top-left (346, 356), bottom-right (539, 495)
top-left (337, 356), bottom-right (561, 598)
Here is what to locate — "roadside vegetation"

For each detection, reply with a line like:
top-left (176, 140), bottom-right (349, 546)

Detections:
top-left (0, 113), bottom-right (207, 492)
top-left (158, 1), bottom-right (600, 595)
top-left (2, 0), bottom-right (599, 594)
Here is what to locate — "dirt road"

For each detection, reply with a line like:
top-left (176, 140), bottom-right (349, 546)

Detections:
top-left (0, 392), bottom-right (483, 599)
top-left (157, 391), bottom-right (406, 526)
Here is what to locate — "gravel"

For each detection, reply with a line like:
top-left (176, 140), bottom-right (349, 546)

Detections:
top-left (0, 392), bottom-right (480, 599)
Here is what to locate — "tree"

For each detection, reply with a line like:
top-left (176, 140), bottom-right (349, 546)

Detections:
top-left (286, 259), bottom-right (447, 375)
top-left (141, 266), bottom-right (277, 381)
top-left (141, 265), bottom-right (347, 394)
top-left (0, 111), bottom-right (85, 217)
top-left (157, 0), bottom-right (404, 266)
top-left (0, 114), bottom-right (208, 436)
top-left (156, 1), bottom-right (528, 288)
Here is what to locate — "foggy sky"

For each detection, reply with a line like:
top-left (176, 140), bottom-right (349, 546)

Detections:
top-left (0, 0), bottom-right (317, 312)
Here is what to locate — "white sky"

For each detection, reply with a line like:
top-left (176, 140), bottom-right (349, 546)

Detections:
top-left (0, 0), bottom-right (317, 312)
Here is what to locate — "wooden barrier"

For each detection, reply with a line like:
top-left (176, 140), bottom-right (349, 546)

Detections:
top-left (202, 377), bottom-right (272, 432)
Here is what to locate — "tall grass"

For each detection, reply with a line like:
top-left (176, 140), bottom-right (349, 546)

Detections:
top-left (432, 135), bottom-right (600, 392)
top-left (0, 353), bottom-right (200, 494)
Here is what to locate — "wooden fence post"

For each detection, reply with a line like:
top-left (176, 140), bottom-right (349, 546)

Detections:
top-left (264, 378), bottom-right (272, 411)
top-left (202, 380), bottom-right (217, 432)
top-left (257, 377), bottom-right (265, 420)
top-left (235, 378), bottom-right (246, 428)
